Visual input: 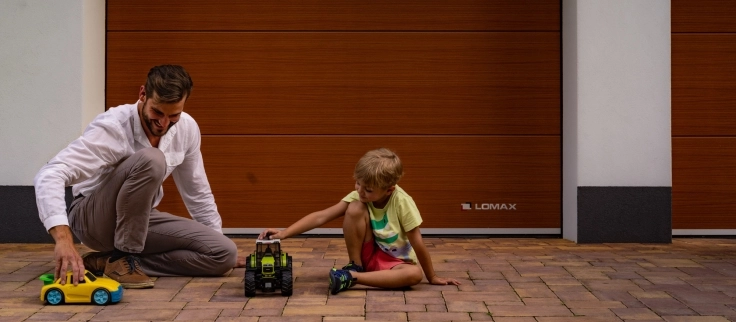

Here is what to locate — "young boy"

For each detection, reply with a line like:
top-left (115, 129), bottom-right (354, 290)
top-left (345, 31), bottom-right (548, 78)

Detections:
top-left (258, 148), bottom-right (461, 294)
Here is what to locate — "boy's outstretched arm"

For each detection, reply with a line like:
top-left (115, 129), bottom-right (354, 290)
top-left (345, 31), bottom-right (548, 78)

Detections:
top-left (258, 201), bottom-right (349, 240)
top-left (406, 228), bottom-right (462, 286)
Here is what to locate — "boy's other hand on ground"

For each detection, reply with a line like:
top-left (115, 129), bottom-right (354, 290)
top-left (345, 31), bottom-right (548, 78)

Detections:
top-left (429, 275), bottom-right (461, 286)
top-left (234, 255), bottom-right (247, 268)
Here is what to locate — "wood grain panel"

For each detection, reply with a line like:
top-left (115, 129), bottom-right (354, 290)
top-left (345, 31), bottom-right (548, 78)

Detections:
top-left (157, 136), bottom-right (561, 229)
top-left (673, 138), bottom-right (736, 229)
top-left (672, 0), bottom-right (736, 33)
top-left (107, 0), bottom-right (560, 32)
top-left (672, 34), bottom-right (736, 136)
top-left (106, 32), bottom-right (560, 135)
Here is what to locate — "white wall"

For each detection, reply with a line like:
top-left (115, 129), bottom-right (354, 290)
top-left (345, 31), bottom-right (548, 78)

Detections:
top-left (563, 0), bottom-right (671, 240)
top-left (0, 0), bottom-right (105, 185)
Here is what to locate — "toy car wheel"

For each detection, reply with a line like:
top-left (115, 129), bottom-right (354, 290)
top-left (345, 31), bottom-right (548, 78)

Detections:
top-left (244, 271), bottom-right (256, 297)
top-left (92, 288), bottom-right (110, 305)
top-left (280, 269), bottom-right (293, 296)
top-left (45, 288), bottom-right (64, 305)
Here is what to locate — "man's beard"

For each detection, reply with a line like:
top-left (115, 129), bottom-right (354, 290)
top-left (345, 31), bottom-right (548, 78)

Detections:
top-left (142, 102), bottom-right (176, 137)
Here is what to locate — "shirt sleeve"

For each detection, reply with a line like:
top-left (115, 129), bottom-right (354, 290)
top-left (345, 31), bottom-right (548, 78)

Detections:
top-left (171, 120), bottom-right (223, 233)
top-left (397, 193), bottom-right (422, 232)
top-left (34, 119), bottom-right (127, 232)
top-left (342, 191), bottom-right (360, 203)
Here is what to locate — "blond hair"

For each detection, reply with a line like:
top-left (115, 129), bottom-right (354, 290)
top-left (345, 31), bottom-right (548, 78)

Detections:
top-left (353, 148), bottom-right (403, 189)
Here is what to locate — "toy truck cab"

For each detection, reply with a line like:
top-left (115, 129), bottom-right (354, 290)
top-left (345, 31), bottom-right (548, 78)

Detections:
top-left (244, 239), bottom-right (293, 297)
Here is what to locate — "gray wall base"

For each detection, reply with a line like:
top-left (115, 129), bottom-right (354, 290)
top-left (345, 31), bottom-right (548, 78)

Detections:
top-left (0, 186), bottom-right (72, 243)
top-left (578, 186), bottom-right (671, 243)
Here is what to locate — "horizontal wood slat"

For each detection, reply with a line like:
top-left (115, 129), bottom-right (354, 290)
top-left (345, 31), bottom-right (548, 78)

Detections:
top-left (107, 0), bottom-right (560, 32)
top-left (673, 138), bottom-right (736, 229)
top-left (157, 136), bottom-right (561, 229)
top-left (672, 0), bottom-right (736, 33)
top-left (106, 32), bottom-right (560, 135)
top-left (672, 35), bottom-right (736, 136)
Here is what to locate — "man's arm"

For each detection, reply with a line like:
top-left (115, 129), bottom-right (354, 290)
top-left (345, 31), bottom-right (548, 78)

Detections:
top-left (34, 118), bottom-right (127, 284)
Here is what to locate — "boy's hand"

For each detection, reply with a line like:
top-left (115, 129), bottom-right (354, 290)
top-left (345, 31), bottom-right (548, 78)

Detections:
top-left (429, 275), bottom-right (461, 286)
top-left (257, 228), bottom-right (284, 240)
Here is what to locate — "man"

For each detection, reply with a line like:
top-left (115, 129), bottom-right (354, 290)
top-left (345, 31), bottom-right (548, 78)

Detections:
top-left (34, 65), bottom-right (238, 288)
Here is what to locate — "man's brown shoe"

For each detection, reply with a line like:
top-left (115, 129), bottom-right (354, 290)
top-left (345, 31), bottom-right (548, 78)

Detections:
top-left (82, 251), bottom-right (111, 276)
top-left (104, 255), bottom-right (154, 289)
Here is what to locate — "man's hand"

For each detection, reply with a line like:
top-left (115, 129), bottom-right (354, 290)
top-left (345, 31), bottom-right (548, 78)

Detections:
top-left (257, 228), bottom-right (285, 240)
top-left (48, 226), bottom-right (84, 285)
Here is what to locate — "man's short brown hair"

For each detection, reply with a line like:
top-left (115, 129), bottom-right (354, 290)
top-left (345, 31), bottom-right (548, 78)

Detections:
top-left (144, 65), bottom-right (193, 103)
top-left (353, 148), bottom-right (404, 189)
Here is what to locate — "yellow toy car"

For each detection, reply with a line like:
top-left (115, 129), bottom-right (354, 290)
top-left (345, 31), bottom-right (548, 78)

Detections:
top-left (39, 270), bottom-right (123, 305)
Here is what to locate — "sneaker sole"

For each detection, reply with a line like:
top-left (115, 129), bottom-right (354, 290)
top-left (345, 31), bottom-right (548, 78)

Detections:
top-left (103, 274), bottom-right (154, 289)
top-left (328, 271), bottom-right (341, 295)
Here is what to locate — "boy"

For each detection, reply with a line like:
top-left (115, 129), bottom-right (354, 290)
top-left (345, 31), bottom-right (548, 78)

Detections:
top-left (258, 148), bottom-right (461, 294)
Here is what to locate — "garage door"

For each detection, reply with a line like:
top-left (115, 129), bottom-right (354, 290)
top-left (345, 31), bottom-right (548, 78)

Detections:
top-left (106, 0), bottom-right (561, 234)
top-left (672, 0), bottom-right (736, 233)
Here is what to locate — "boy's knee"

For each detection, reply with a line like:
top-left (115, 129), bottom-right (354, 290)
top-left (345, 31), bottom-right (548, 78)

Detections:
top-left (408, 265), bottom-right (423, 285)
top-left (345, 200), bottom-right (368, 219)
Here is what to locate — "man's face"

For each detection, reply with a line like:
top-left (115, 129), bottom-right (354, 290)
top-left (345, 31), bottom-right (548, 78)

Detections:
top-left (140, 94), bottom-right (185, 137)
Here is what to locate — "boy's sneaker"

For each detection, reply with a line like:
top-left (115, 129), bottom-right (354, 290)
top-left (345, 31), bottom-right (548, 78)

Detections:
top-left (329, 268), bottom-right (354, 295)
top-left (82, 251), bottom-right (111, 276)
top-left (341, 261), bottom-right (364, 273)
top-left (104, 255), bottom-right (154, 289)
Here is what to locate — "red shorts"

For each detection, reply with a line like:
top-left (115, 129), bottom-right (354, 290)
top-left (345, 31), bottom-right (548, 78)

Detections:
top-left (361, 241), bottom-right (410, 272)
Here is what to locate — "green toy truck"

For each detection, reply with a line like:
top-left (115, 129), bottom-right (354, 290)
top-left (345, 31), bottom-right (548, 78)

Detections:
top-left (244, 239), bottom-right (293, 297)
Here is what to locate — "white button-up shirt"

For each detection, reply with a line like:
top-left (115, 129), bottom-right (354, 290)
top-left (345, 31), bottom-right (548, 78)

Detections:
top-left (34, 102), bottom-right (223, 233)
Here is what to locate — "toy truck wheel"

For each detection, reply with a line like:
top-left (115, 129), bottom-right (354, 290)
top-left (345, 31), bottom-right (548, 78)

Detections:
top-left (244, 271), bottom-right (256, 297)
top-left (280, 269), bottom-right (293, 296)
top-left (92, 288), bottom-right (110, 305)
top-left (45, 288), bottom-right (64, 305)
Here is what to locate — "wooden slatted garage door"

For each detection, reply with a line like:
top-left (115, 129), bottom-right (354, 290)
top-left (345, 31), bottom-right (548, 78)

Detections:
top-left (673, 0), bottom-right (736, 230)
top-left (106, 0), bottom-right (561, 232)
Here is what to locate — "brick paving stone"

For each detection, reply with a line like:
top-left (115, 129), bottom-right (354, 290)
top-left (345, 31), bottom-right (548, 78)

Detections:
top-left (639, 298), bottom-right (697, 315)
top-left (174, 308), bottom-right (222, 320)
top-left (662, 317), bottom-right (730, 322)
top-left (408, 312), bottom-right (471, 321)
top-left (469, 312), bottom-right (494, 320)
top-left (426, 304), bottom-right (448, 312)
top-left (564, 300), bottom-right (627, 308)
top-left (239, 308), bottom-right (283, 316)
top-left (258, 316), bottom-right (323, 322)
top-left (487, 305), bottom-right (573, 317)
top-left (282, 304), bottom-right (364, 316)
top-left (571, 308), bottom-right (620, 317)
top-left (25, 312), bottom-right (75, 321)
top-left (90, 308), bottom-right (181, 321)
top-left (555, 291), bottom-right (600, 301)
top-left (446, 300), bottom-right (488, 312)
top-left (687, 304), bottom-right (736, 316)
top-left (537, 317), bottom-right (623, 322)
top-left (365, 303), bottom-right (425, 312)
top-left (215, 317), bottom-right (259, 322)
top-left (492, 317), bottom-right (537, 322)
top-left (611, 307), bottom-right (662, 320)
top-left (366, 312), bottom-right (407, 321)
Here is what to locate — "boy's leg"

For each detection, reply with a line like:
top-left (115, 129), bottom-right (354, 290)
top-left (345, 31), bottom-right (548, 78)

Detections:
top-left (351, 264), bottom-right (423, 289)
top-left (342, 200), bottom-right (372, 267)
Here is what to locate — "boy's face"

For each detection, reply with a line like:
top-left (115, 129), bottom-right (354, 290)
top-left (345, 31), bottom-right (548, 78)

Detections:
top-left (355, 180), bottom-right (395, 205)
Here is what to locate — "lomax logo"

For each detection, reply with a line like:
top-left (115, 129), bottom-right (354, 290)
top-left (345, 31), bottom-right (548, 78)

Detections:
top-left (461, 202), bottom-right (516, 211)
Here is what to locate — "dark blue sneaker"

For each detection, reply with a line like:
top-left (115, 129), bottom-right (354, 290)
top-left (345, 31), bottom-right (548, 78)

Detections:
top-left (341, 261), bottom-right (364, 273)
top-left (329, 268), bottom-right (354, 295)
